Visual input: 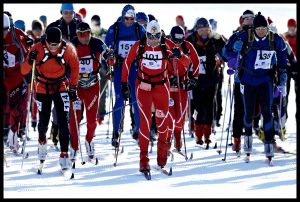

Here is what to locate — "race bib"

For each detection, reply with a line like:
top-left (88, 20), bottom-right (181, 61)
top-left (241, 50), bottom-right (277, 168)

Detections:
top-left (198, 56), bottom-right (206, 74)
top-left (254, 50), bottom-right (275, 70)
top-left (240, 84), bottom-right (244, 95)
top-left (74, 100), bottom-right (82, 110)
top-left (3, 50), bottom-right (16, 68)
top-left (36, 100), bottom-right (42, 112)
top-left (79, 56), bottom-right (93, 74)
top-left (60, 92), bottom-right (70, 112)
top-left (193, 110), bottom-right (198, 120)
top-left (118, 41), bottom-right (135, 58)
top-left (141, 51), bottom-right (163, 70)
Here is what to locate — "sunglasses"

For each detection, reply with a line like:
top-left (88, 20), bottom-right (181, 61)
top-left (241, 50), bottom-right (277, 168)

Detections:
top-left (62, 11), bottom-right (74, 15)
top-left (125, 17), bottom-right (134, 21)
top-left (255, 27), bottom-right (268, 31)
top-left (173, 39), bottom-right (183, 44)
top-left (146, 32), bottom-right (161, 40)
top-left (77, 31), bottom-right (91, 38)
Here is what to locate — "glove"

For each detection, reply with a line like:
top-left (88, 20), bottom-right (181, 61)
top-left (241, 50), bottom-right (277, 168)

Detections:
top-left (169, 76), bottom-right (178, 88)
top-left (106, 49), bottom-right (116, 66)
top-left (26, 37), bottom-right (34, 46)
top-left (69, 88), bottom-right (78, 102)
top-left (233, 40), bottom-right (243, 52)
top-left (28, 49), bottom-right (38, 65)
top-left (185, 77), bottom-right (197, 91)
top-left (278, 70), bottom-right (288, 86)
top-left (121, 82), bottom-right (130, 101)
top-left (171, 47), bottom-right (182, 58)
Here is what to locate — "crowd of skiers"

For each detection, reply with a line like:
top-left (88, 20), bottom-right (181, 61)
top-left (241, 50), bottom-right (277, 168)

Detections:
top-left (3, 4), bottom-right (298, 173)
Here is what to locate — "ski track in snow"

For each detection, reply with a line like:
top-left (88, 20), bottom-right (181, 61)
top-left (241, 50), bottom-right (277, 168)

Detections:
top-left (4, 68), bottom-right (297, 198)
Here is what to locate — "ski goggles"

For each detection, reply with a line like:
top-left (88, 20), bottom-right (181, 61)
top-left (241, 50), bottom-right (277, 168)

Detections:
top-left (172, 38), bottom-right (184, 44)
top-left (124, 17), bottom-right (134, 21)
top-left (255, 27), bottom-right (268, 31)
top-left (146, 32), bottom-right (161, 40)
top-left (62, 11), bottom-right (74, 15)
top-left (77, 30), bottom-right (91, 38)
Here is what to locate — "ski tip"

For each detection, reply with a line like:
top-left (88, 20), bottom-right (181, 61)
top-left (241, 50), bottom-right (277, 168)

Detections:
top-left (169, 167), bottom-right (172, 176)
top-left (190, 153), bottom-right (193, 160)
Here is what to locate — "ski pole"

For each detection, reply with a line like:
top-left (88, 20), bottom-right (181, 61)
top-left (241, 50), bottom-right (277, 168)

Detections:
top-left (278, 88), bottom-right (285, 141)
top-left (222, 82), bottom-right (235, 161)
top-left (217, 75), bottom-right (230, 155)
top-left (174, 59), bottom-right (188, 160)
top-left (114, 100), bottom-right (126, 167)
top-left (72, 101), bottom-right (85, 165)
top-left (188, 91), bottom-right (194, 138)
top-left (21, 60), bottom-right (35, 170)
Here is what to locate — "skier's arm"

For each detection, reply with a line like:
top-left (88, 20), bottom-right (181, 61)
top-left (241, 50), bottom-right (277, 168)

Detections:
top-left (121, 41), bottom-right (139, 83)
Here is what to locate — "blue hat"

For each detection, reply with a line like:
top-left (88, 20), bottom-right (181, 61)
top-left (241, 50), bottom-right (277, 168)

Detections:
top-left (122, 4), bottom-right (135, 18)
top-left (60, 3), bottom-right (74, 13)
top-left (196, 17), bottom-right (209, 29)
top-left (209, 18), bottom-right (217, 30)
top-left (136, 12), bottom-right (149, 23)
top-left (39, 15), bottom-right (47, 23)
top-left (14, 20), bottom-right (25, 31)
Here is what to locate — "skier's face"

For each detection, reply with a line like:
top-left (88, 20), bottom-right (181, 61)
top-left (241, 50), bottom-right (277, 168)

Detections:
top-left (288, 26), bottom-right (296, 35)
top-left (32, 29), bottom-right (43, 38)
top-left (46, 41), bottom-right (61, 53)
top-left (124, 17), bottom-right (134, 27)
top-left (197, 27), bottom-right (210, 38)
top-left (62, 10), bottom-right (74, 24)
top-left (77, 30), bottom-right (91, 45)
top-left (255, 26), bottom-right (268, 38)
top-left (243, 17), bottom-right (254, 26)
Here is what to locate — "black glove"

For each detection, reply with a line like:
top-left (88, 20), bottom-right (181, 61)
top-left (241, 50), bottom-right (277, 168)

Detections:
top-left (26, 37), bottom-right (34, 46)
top-left (185, 77), bottom-right (197, 91)
top-left (121, 82), bottom-right (130, 101)
top-left (169, 75), bottom-right (178, 88)
top-left (171, 47), bottom-right (182, 58)
top-left (69, 88), bottom-right (78, 102)
top-left (28, 49), bottom-right (38, 65)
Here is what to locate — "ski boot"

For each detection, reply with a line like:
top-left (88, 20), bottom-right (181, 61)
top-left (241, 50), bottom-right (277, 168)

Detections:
top-left (37, 140), bottom-right (47, 161)
top-left (8, 129), bottom-right (20, 153)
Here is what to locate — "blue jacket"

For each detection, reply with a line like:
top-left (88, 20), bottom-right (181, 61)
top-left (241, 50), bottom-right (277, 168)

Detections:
top-left (105, 20), bottom-right (145, 67)
top-left (223, 29), bottom-right (287, 86)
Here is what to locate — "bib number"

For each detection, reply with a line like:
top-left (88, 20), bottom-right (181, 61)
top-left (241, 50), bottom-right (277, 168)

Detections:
top-left (141, 51), bottom-right (163, 70)
top-left (79, 56), bottom-right (93, 74)
top-left (118, 41), bottom-right (135, 58)
top-left (198, 56), bottom-right (206, 74)
top-left (254, 50), bottom-right (275, 70)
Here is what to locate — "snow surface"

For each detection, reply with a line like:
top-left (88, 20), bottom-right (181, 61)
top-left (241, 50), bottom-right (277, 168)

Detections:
top-left (3, 3), bottom-right (297, 198)
top-left (4, 72), bottom-right (297, 198)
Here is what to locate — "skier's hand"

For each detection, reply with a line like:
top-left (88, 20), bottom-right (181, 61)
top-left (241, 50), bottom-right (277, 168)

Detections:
top-left (185, 77), bottom-right (197, 91)
top-left (172, 47), bottom-right (182, 58)
top-left (121, 82), bottom-right (129, 101)
top-left (69, 87), bottom-right (78, 102)
top-left (28, 49), bottom-right (38, 65)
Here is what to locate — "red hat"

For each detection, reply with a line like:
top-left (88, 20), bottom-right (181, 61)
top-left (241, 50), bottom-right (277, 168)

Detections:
top-left (267, 17), bottom-right (273, 25)
top-left (79, 8), bottom-right (87, 18)
top-left (287, 18), bottom-right (296, 27)
top-left (176, 15), bottom-right (184, 22)
top-left (239, 15), bottom-right (243, 26)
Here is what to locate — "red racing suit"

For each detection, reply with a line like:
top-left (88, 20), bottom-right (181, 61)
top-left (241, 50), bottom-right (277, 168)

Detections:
top-left (3, 28), bottom-right (30, 133)
top-left (168, 40), bottom-right (199, 150)
top-left (122, 37), bottom-right (190, 169)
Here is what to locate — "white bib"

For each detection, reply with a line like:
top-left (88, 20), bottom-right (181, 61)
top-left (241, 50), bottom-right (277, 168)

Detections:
top-left (254, 50), bottom-right (275, 70)
top-left (118, 41), bottom-right (135, 58)
top-left (74, 100), bottom-right (82, 110)
top-left (3, 51), bottom-right (16, 68)
top-left (79, 56), bottom-right (93, 74)
top-left (141, 51), bottom-right (163, 70)
top-left (198, 56), bottom-right (206, 74)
